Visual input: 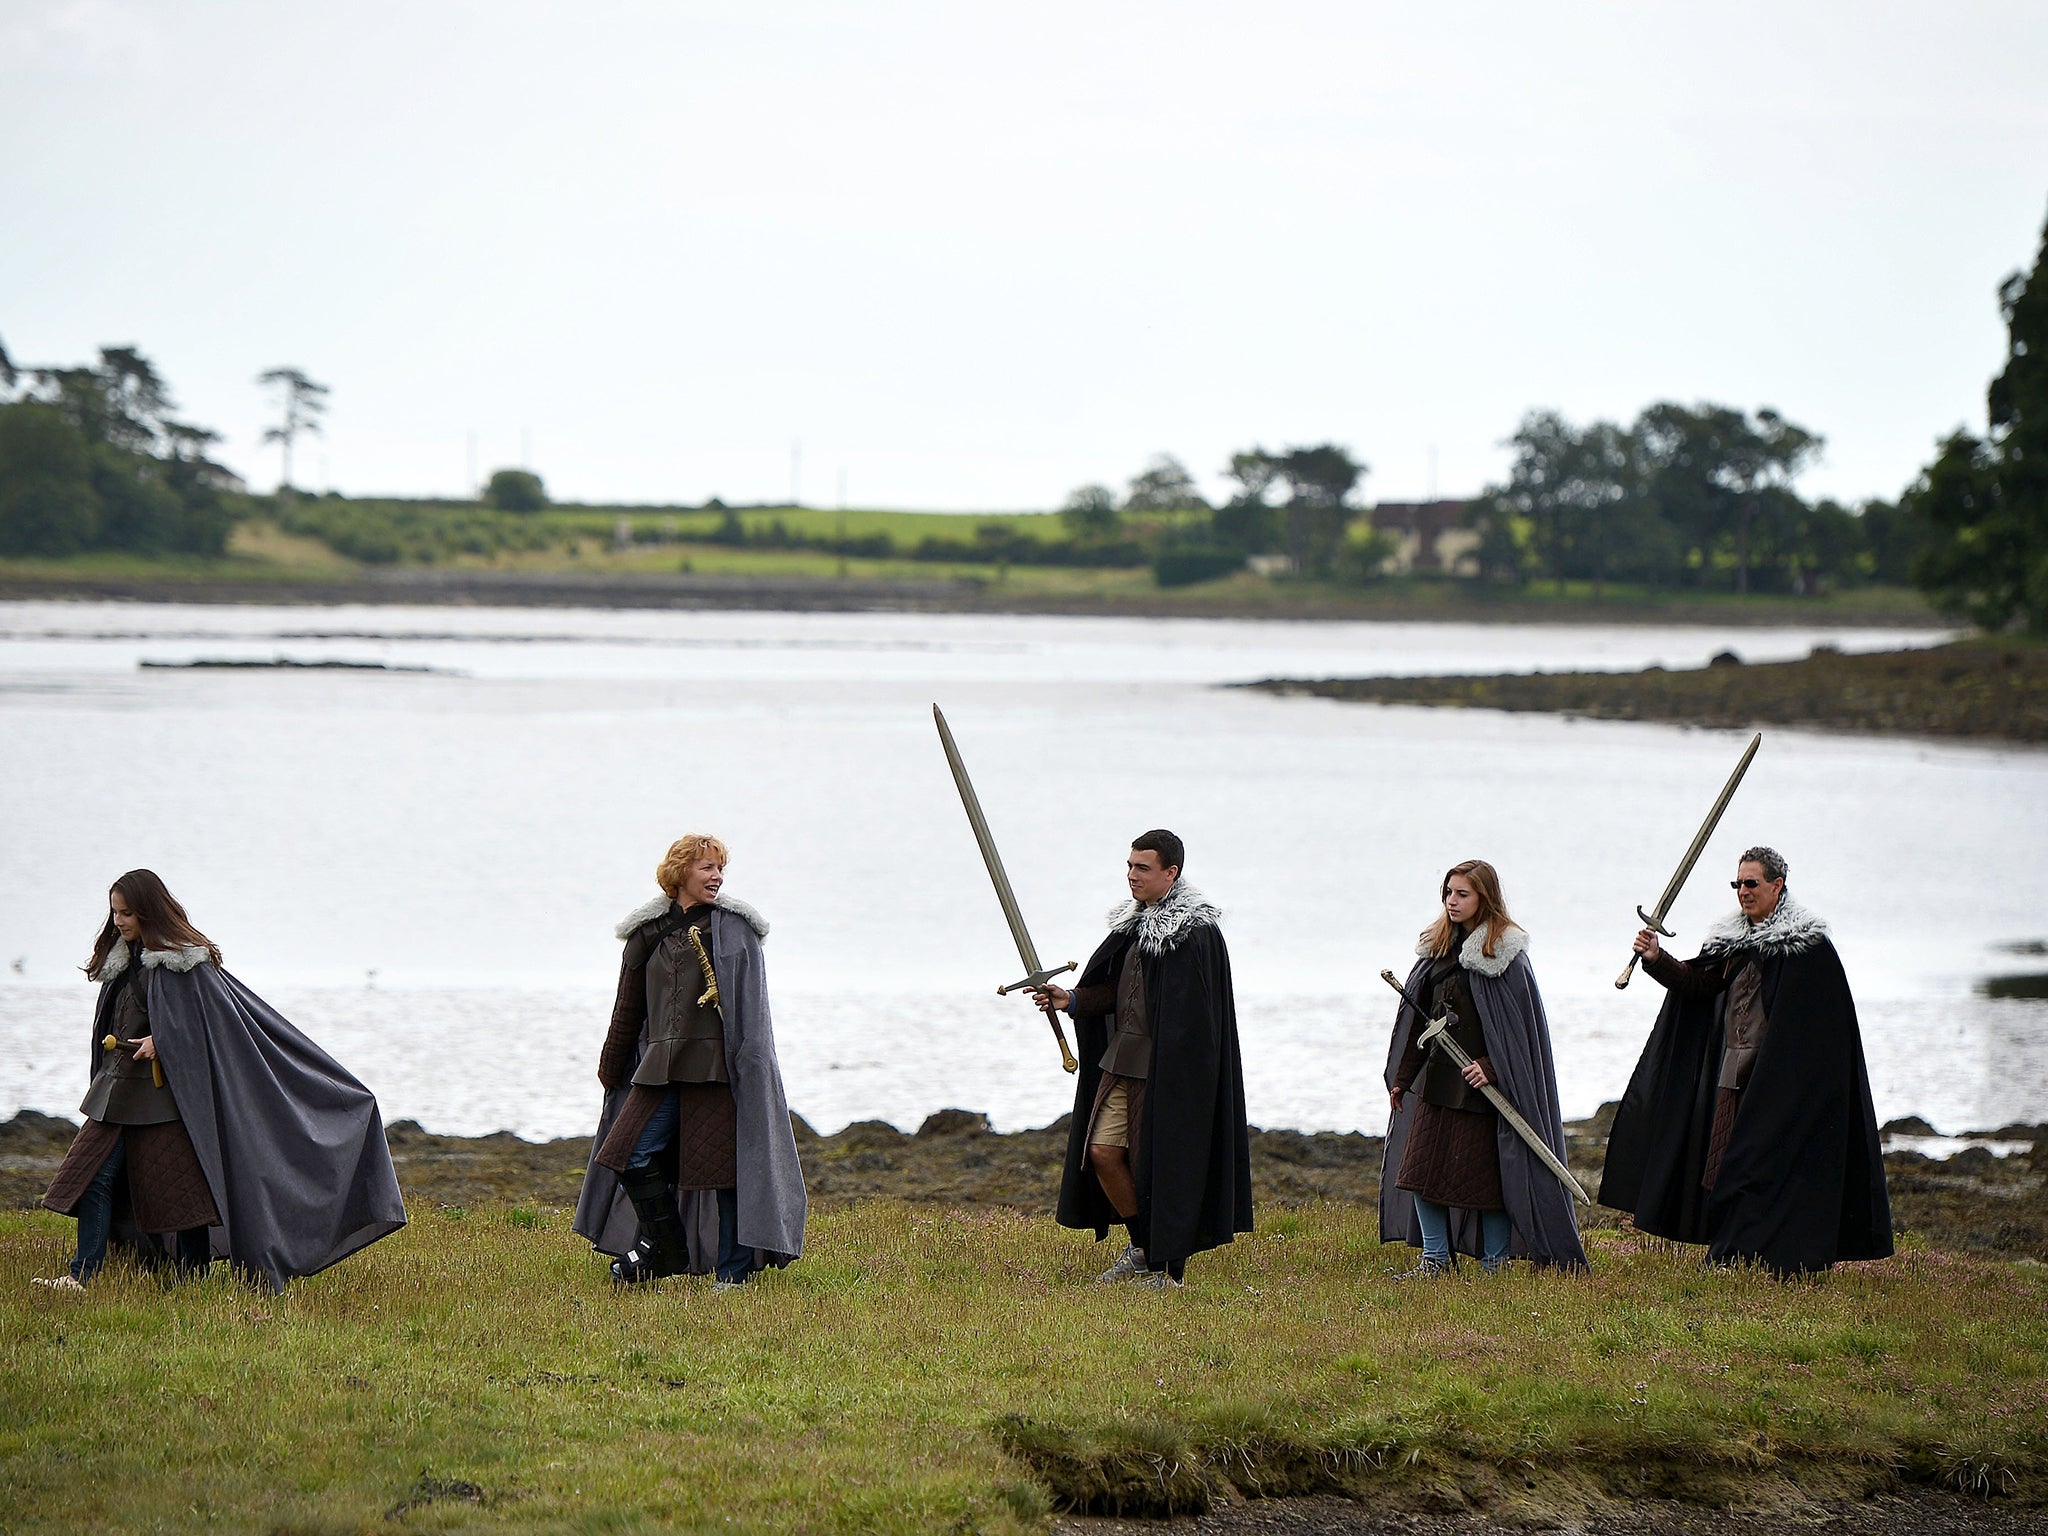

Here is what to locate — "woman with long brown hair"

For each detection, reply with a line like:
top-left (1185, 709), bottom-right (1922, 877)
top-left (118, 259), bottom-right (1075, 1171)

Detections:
top-left (34, 871), bottom-right (404, 1291)
top-left (1378, 860), bottom-right (1585, 1274)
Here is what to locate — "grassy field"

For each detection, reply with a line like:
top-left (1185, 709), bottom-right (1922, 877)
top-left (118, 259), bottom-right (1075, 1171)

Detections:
top-left (3, 1203), bottom-right (2043, 1533)
top-left (0, 519), bottom-right (1945, 627)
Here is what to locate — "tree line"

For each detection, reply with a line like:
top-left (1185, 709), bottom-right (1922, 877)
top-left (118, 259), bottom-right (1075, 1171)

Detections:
top-left (1, 205), bottom-right (2041, 627)
top-left (0, 344), bottom-right (334, 558)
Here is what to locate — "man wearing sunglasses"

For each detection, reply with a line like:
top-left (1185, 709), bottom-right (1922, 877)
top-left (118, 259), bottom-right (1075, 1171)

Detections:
top-left (1599, 846), bottom-right (1892, 1276)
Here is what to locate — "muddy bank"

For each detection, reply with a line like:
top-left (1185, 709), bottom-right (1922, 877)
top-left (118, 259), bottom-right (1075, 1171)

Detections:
top-left (1056, 1487), bottom-right (2048, 1535)
top-left (4, 1104), bottom-right (2041, 1260)
top-left (1247, 641), bottom-right (2048, 743)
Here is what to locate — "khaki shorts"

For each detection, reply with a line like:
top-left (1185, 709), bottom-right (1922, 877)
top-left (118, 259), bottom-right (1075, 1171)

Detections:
top-left (1091, 1077), bottom-right (1133, 1149)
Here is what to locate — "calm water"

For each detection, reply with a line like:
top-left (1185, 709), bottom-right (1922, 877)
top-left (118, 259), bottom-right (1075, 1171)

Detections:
top-left (2, 601), bottom-right (2041, 1141)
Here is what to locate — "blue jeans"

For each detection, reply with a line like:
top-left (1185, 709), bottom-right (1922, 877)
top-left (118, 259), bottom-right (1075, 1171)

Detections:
top-left (1413, 1195), bottom-right (1512, 1271)
top-left (628, 1088), bottom-right (750, 1284)
top-left (70, 1136), bottom-right (210, 1281)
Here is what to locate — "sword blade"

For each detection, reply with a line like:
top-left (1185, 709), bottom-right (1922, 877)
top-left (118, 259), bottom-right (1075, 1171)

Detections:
top-left (933, 704), bottom-right (1045, 977)
top-left (1645, 732), bottom-right (1763, 926)
top-left (1412, 1007), bottom-right (1592, 1205)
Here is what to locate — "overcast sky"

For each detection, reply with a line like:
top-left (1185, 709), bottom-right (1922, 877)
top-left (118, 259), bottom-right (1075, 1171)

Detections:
top-left (4, 2), bottom-right (2046, 511)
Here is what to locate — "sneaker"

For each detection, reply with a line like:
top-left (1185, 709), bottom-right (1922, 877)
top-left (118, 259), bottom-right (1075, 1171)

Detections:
top-left (1093, 1243), bottom-right (1147, 1284)
top-left (1393, 1256), bottom-right (1457, 1281)
top-left (1131, 1269), bottom-right (1184, 1292)
top-left (31, 1275), bottom-right (85, 1292)
top-left (711, 1279), bottom-right (746, 1293)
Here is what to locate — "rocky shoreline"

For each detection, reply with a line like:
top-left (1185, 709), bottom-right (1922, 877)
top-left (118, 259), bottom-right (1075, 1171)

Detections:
top-left (4, 1104), bottom-right (2041, 1260)
top-left (1247, 641), bottom-right (2048, 743)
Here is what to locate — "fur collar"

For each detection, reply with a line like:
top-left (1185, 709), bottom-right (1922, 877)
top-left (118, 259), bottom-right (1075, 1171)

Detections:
top-left (1105, 880), bottom-right (1220, 956)
top-left (1414, 923), bottom-right (1528, 978)
top-left (90, 940), bottom-right (211, 982)
top-left (1698, 894), bottom-right (1828, 957)
top-left (615, 892), bottom-right (770, 941)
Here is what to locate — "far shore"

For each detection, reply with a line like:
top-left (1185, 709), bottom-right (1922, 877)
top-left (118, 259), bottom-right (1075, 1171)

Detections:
top-left (1248, 639), bottom-right (2048, 743)
top-left (0, 565), bottom-right (1950, 627)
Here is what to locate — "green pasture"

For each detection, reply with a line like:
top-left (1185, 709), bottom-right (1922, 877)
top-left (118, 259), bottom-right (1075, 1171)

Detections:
top-left (2, 1203), bottom-right (2041, 1533)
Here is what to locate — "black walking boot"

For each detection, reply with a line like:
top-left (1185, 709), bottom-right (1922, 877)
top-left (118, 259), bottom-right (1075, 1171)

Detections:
top-left (612, 1168), bottom-right (690, 1283)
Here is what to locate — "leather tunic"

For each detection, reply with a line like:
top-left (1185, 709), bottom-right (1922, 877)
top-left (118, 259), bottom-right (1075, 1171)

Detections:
top-left (1717, 959), bottom-right (1769, 1091)
top-left (631, 905), bottom-right (731, 1087)
top-left (78, 956), bottom-right (181, 1127)
top-left (1395, 944), bottom-right (1493, 1114)
top-left (1097, 942), bottom-right (1152, 1079)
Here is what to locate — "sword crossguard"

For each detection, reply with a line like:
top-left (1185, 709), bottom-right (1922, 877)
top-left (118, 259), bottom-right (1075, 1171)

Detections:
top-left (997, 961), bottom-right (1076, 996)
top-left (1635, 905), bottom-right (1675, 938)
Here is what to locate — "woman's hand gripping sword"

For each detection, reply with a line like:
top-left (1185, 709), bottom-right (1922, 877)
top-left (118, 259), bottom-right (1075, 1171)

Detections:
top-left (1380, 970), bottom-right (1591, 1205)
top-left (102, 1033), bottom-right (165, 1088)
top-left (932, 705), bottom-right (1079, 1072)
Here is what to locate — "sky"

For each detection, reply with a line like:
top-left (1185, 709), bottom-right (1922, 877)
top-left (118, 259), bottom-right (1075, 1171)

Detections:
top-left (4, 1), bottom-right (2046, 512)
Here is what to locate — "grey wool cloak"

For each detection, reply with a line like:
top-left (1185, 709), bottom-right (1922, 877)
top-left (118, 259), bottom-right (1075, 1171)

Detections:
top-left (116, 945), bottom-right (406, 1289)
top-left (572, 893), bottom-right (807, 1272)
top-left (1378, 926), bottom-right (1587, 1269)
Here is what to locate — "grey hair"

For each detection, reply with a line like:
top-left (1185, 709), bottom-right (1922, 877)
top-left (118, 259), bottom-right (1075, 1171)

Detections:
top-left (1739, 845), bottom-right (1788, 884)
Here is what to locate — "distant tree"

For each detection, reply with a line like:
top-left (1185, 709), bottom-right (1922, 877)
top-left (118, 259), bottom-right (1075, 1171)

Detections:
top-left (1905, 211), bottom-right (2048, 632)
top-left (0, 402), bottom-right (100, 554)
top-left (1491, 412), bottom-right (1675, 595)
top-left (485, 468), bottom-right (547, 512)
top-left (1060, 483), bottom-right (1122, 541)
top-left (1855, 497), bottom-right (1927, 586)
top-left (1211, 450), bottom-right (1282, 555)
top-left (257, 367), bottom-right (330, 491)
top-left (1635, 403), bottom-right (1819, 591)
top-left (1124, 454), bottom-right (1207, 514)
top-left (1272, 444), bottom-right (1367, 577)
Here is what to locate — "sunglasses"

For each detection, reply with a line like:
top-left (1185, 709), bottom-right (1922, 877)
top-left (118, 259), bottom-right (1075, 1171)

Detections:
top-left (1730, 878), bottom-right (1774, 891)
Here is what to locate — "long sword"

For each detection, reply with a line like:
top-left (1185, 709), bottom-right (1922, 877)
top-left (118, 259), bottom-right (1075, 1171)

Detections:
top-left (932, 704), bottom-right (1079, 1072)
top-left (1379, 970), bottom-right (1591, 1205)
top-left (1616, 731), bottom-right (1762, 989)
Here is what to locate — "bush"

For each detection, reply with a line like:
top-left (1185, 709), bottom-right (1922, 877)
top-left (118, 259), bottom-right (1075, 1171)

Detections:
top-left (484, 469), bottom-right (546, 512)
top-left (0, 403), bottom-right (99, 555)
top-left (1153, 549), bottom-right (1244, 588)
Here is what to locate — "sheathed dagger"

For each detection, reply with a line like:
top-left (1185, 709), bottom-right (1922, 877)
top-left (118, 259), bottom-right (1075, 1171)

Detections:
top-left (932, 704), bottom-right (1079, 1072)
top-left (1379, 970), bottom-right (1591, 1205)
top-left (1615, 731), bottom-right (1762, 989)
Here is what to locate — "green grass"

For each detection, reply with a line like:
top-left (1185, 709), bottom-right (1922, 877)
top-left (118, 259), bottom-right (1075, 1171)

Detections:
top-left (3, 1205), bottom-right (2042, 1533)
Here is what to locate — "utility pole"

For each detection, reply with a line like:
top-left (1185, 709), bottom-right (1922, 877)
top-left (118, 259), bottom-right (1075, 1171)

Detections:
top-left (836, 468), bottom-right (849, 578)
top-left (790, 439), bottom-right (802, 508)
top-left (466, 431), bottom-right (478, 500)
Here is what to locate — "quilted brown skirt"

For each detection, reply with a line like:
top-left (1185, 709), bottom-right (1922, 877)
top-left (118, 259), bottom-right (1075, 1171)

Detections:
top-left (1395, 1099), bottom-right (1503, 1211)
top-left (43, 1118), bottom-right (221, 1234)
top-left (596, 1082), bottom-right (738, 1189)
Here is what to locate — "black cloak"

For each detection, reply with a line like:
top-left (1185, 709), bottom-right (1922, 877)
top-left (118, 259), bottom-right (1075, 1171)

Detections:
top-left (131, 945), bottom-right (407, 1289)
top-left (1378, 926), bottom-right (1587, 1269)
top-left (1599, 896), bottom-right (1892, 1275)
top-left (1055, 881), bottom-right (1254, 1266)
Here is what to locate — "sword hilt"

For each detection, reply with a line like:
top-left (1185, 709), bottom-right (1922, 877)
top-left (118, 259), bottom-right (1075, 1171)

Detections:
top-left (1617, 907), bottom-right (1676, 989)
top-left (997, 961), bottom-right (1076, 996)
top-left (1003, 963), bottom-right (1080, 1073)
